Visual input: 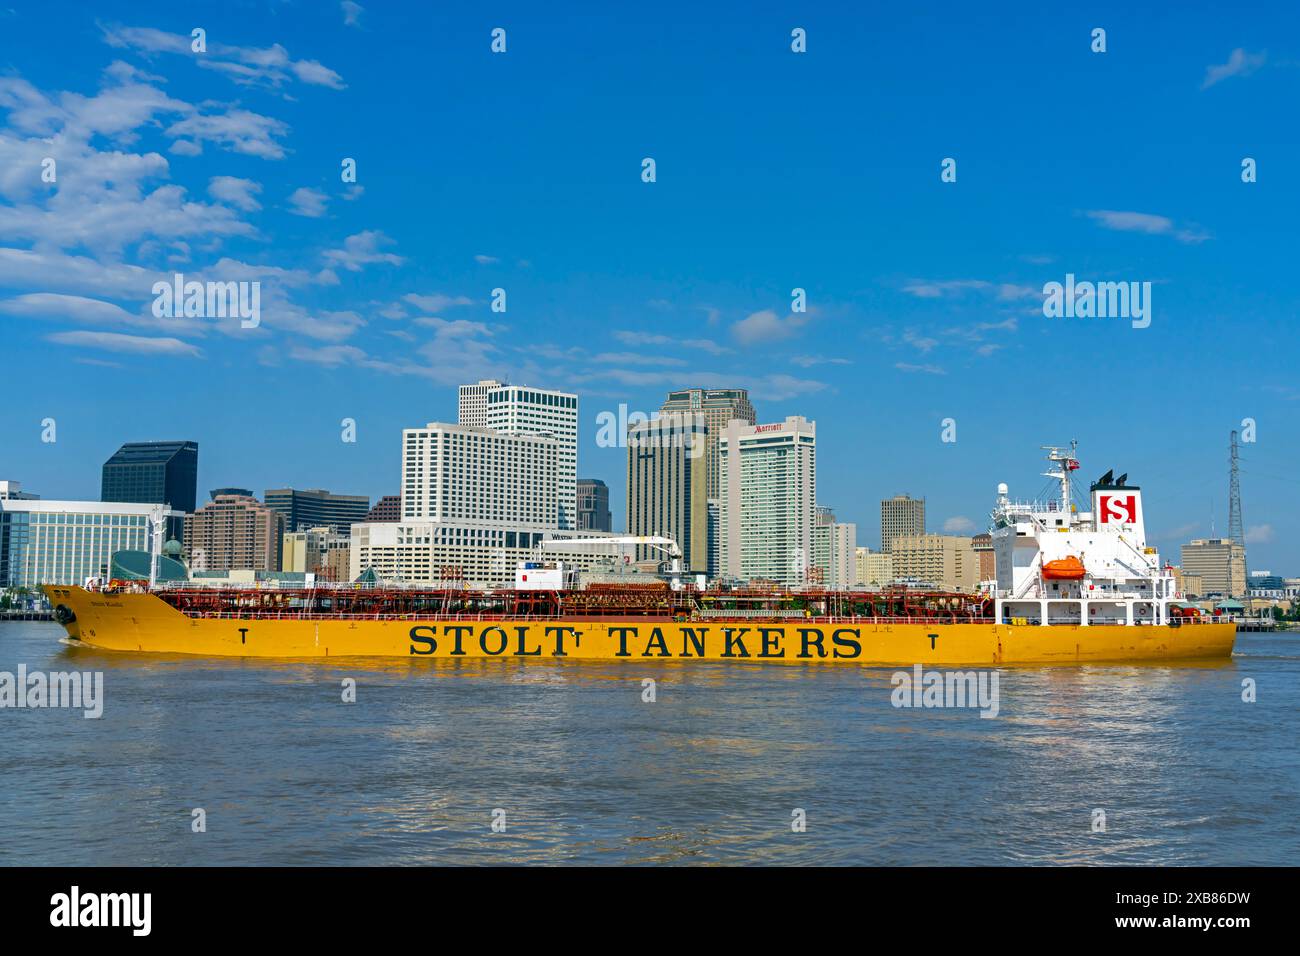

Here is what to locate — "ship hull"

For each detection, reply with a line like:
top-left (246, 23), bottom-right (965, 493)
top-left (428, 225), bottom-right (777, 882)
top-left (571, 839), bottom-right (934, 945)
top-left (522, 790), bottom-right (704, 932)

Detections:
top-left (43, 587), bottom-right (1237, 665)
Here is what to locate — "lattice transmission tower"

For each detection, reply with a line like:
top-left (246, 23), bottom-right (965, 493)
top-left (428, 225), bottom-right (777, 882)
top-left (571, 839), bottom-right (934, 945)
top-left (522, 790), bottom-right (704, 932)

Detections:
top-left (1228, 430), bottom-right (1244, 550)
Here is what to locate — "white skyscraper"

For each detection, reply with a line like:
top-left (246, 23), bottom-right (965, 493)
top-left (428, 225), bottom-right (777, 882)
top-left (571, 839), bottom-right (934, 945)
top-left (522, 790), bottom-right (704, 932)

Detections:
top-left (481, 384), bottom-right (578, 530)
top-left (401, 422), bottom-right (558, 528)
top-left (718, 416), bottom-right (816, 586)
top-left (457, 379), bottom-right (505, 429)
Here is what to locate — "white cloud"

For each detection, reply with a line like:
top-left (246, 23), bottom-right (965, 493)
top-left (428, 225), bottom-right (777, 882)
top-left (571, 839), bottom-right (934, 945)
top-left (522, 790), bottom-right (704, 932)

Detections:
top-left (1085, 209), bottom-right (1210, 244)
top-left (102, 25), bottom-right (346, 91)
top-left (474, 254), bottom-right (499, 265)
top-left (208, 176), bottom-right (262, 211)
top-left (0, 292), bottom-right (138, 326)
top-left (1201, 49), bottom-right (1266, 90)
top-left (730, 308), bottom-right (810, 346)
top-left (288, 187), bottom-right (329, 218)
top-left (342, 2), bottom-right (365, 28)
top-left (401, 291), bottom-right (473, 312)
top-left (613, 329), bottom-right (728, 355)
top-left (1244, 524), bottom-right (1274, 544)
top-left (322, 230), bottom-right (405, 271)
top-left (166, 109), bottom-right (290, 160)
top-left (589, 351), bottom-right (687, 367)
top-left (790, 354), bottom-right (851, 367)
top-left (46, 329), bottom-right (200, 357)
top-left (943, 516), bottom-right (977, 533)
top-left (895, 362), bottom-right (946, 375)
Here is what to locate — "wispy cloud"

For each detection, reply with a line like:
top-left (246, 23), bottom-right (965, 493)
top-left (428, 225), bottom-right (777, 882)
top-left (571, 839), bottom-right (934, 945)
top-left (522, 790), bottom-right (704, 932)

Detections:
top-left (790, 354), bottom-right (851, 367)
top-left (341, 2), bottom-right (364, 28)
top-left (287, 187), bottom-right (329, 218)
top-left (102, 25), bottom-right (346, 91)
top-left (322, 231), bottom-right (404, 271)
top-left (895, 362), bottom-right (945, 375)
top-left (208, 176), bottom-right (262, 212)
top-left (1244, 524), bottom-right (1274, 544)
top-left (613, 330), bottom-right (728, 355)
top-left (1085, 209), bottom-right (1210, 244)
top-left (730, 308), bottom-right (811, 345)
top-left (1201, 48), bottom-right (1266, 90)
top-left (46, 329), bottom-right (200, 357)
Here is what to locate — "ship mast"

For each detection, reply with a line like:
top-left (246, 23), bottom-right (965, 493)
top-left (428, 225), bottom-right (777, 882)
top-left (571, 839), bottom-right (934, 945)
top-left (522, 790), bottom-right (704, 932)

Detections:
top-left (1040, 441), bottom-right (1080, 514)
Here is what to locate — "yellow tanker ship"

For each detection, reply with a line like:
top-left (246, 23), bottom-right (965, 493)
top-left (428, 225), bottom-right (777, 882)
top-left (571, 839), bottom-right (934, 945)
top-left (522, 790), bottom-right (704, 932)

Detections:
top-left (42, 583), bottom-right (1236, 665)
top-left (42, 447), bottom-right (1240, 666)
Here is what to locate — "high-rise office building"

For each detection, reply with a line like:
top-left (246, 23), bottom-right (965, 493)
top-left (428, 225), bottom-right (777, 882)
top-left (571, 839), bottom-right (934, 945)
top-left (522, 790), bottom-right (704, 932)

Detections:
top-left (1, 496), bottom-right (173, 587)
top-left (881, 494), bottom-right (925, 553)
top-left (401, 422), bottom-right (558, 528)
top-left (0, 480), bottom-right (38, 501)
top-left (718, 416), bottom-right (816, 585)
top-left (183, 491), bottom-right (284, 573)
top-left (626, 414), bottom-right (709, 571)
top-left (1181, 538), bottom-right (1247, 597)
top-left (102, 441), bottom-right (199, 513)
top-left (812, 507), bottom-right (857, 589)
top-left (471, 383), bottom-right (578, 530)
top-left (364, 495), bottom-right (401, 523)
top-left (660, 387), bottom-right (756, 501)
top-left (264, 488), bottom-right (370, 536)
top-left (458, 379), bottom-right (505, 428)
top-left (577, 478), bottom-right (612, 532)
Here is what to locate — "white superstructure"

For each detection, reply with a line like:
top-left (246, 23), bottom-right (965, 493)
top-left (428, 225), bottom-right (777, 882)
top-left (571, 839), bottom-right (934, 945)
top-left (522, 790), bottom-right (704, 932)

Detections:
top-left (990, 443), bottom-right (1179, 626)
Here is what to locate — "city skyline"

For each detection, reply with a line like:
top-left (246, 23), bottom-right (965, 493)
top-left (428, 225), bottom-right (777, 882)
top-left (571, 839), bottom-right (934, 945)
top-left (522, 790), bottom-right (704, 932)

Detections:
top-left (1, 3), bottom-right (1297, 570)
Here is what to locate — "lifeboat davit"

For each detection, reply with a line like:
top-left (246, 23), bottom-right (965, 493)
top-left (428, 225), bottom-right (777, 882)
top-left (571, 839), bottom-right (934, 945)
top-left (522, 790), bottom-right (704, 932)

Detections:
top-left (1042, 556), bottom-right (1086, 580)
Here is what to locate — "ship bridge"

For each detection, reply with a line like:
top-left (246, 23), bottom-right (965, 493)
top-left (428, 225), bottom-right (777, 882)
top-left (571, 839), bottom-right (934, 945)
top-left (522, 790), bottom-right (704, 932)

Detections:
top-left (988, 443), bottom-right (1179, 626)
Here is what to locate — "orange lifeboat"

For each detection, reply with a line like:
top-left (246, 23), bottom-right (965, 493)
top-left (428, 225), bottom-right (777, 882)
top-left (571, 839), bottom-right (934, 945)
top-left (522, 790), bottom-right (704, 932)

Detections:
top-left (1041, 556), bottom-right (1086, 580)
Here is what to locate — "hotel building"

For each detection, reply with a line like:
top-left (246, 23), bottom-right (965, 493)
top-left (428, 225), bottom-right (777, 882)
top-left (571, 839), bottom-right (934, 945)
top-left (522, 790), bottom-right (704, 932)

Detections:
top-left (401, 423), bottom-right (558, 527)
top-left (718, 416), bottom-right (816, 586)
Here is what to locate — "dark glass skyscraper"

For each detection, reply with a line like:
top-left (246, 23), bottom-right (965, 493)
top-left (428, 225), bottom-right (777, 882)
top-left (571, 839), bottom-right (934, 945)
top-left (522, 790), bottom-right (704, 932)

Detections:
top-left (101, 441), bottom-right (199, 513)
top-left (264, 488), bottom-right (370, 536)
top-left (577, 478), bottom-right (612, 532)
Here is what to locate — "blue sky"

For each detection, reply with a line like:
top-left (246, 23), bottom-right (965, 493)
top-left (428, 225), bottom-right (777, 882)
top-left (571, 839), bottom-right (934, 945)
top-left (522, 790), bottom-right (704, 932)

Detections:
top-left (1, 1), bottom-right (1297, 571)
